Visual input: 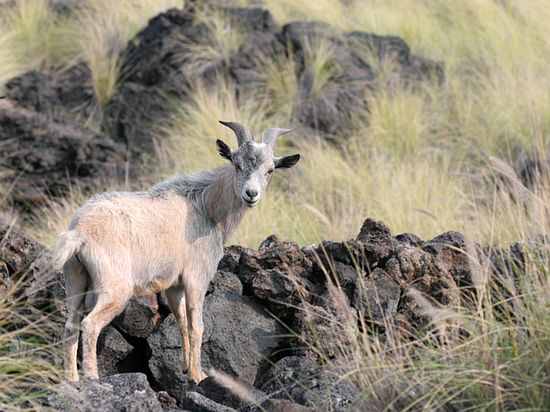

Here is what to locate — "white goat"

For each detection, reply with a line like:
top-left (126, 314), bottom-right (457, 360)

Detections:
top-left (52, 121), bottom-right (300, 384)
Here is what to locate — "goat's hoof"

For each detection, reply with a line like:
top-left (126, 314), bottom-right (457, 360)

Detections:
top-left (65, 374), bottom-right (80, 383)
top-left (189, 370), bottom-right (208, 384)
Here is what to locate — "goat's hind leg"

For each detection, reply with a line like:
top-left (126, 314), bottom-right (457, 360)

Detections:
top-left (80, 268), bottom-right (132, 379)
top-left (63, 258), bottom-right (88, 382)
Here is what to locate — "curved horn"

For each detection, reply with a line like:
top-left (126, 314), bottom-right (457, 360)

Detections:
top-left (219, 120), bottom-right (254, 146)
top-left (260, 128), bottom-right (293, 148)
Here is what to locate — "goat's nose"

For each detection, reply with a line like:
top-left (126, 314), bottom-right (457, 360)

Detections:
top-left (246, 189), bottom-right (258, 199)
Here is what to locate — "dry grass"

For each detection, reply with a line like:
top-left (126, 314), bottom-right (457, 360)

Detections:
top-left (307, 234), bottom-right (550, 411)
top-left (0, 0), bottom-right (180, 103)
top-left (0, 0), bottom-right (57, 88)
top-left (0, 277), bottom-right (62, 411)
top-left (25, 187), bottom-right (89, 249)
top-left (175, 8), bottom-right (245, 75)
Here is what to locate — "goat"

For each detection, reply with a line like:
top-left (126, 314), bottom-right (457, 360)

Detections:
top-left (52, 121), bottom-right (300, 384)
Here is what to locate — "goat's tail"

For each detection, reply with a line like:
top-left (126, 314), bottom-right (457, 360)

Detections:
top-left (52, 230), bottom-right (85, 270)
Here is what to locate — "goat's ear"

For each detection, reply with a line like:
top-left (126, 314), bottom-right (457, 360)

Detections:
top-left (275, 154), bottom-right (300, 169)
top-left (216, 139), bottom-right (233, 161)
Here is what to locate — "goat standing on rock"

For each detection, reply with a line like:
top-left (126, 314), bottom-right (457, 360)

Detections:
top-left (52, 121), bottom-right (300, 384)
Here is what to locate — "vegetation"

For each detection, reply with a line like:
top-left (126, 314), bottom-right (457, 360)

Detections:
top-left (313, 238), bottom-right (550, 411)
top-left (0, 276), bottom-right (62, 411)
top-left (1, 0), bottom-right (550, 410)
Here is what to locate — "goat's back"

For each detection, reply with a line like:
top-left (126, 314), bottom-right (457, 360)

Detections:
top-left (70, 191), bottom-right (192, 288)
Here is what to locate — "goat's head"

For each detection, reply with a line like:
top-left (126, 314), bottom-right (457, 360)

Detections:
top-left (217, 121), bottom-right (300, 208)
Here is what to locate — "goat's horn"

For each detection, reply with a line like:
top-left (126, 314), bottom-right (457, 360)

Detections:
top-left (219, 121), bottom-right (254, 146)
top-left (260, 128), bottom-right (293, 148)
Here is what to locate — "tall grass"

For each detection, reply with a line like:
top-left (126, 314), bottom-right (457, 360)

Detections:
top-left (310, 229), bottom-right (550, 411)
top-left (64, 0), bottom-right (181, 107)
top-left (0, 0), bottom-right (180, 102)
top-left (155, 72), bottom-right (547, 248)
top-left (0, 277), bottom-right (62, 411)
top-left (0, 0), bottom-right (57, 87)
top-left (176, 8), bottom-right (246, 75)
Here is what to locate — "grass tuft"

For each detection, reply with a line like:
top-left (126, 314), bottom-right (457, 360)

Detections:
top-left (0, 275), bottom-right (62, 411)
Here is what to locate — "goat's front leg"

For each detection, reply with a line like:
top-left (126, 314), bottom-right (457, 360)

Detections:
top-left (165, 286), bottom-right (190, 372)
top-left (185, 285), bottom-right (208, 384)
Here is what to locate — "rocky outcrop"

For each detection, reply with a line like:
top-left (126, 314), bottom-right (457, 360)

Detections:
top-left (181, 392), bottom-right (238, 412)
top-left (5, 215), bottom-right (535, 410)
top-left (258, 356), bottom-right (359, 410)
top-left (4, 65), bottom-right (94, 121)
top-left (0, 99), bottom-right (127, 207)
top-left (49, 373), bottom-right (164, 412)
top-left (111, 6), bottom-right (443, 141)
top-left (147, 288), bottom-right (285, 401)
top-left (0, 221), bottom-right (65, 316)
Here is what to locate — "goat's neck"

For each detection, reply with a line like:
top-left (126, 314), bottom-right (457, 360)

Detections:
top-left (202, 166), bottom-right (245, 241)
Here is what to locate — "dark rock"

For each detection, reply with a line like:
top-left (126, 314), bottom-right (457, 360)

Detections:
top-left (147, 314), bottom-right (190, 401)
top-left (423, 231), bottom-right (471, 287)
top-left (0, 100), bottom-right (127, 206)
top-left (258, 356), bottom-right (358, 410)
top-left (261, 399), bottom-right (314, 412)
top-left (239, 239), bottom-right (312, 287)
top-left (258, 234), bottom-right (280, 251)
top-left (97, 325), bottom-right (134, 377)
top-left (197, 376), bottom-right (265, 410)
top-left (202, 290), bottom-right (285, 385)
top-left (157, 390), bottom-right (178, 410)
top-left (103, 80), bottom-right (181, 163)
top-left (208, 270), bottom-right (243, 295)
top-left (332, 261), bottom-right (359, 300)
top-left (112, 296), bottom-right (161, 339)
top-left (121, 8), bottom-right (195, 86)
top-left (148, 289), bottom-right (285, 400)
top-left (1, 5), bottom-right (446, 192)
top-left (391, 234), bottom-right (465, 334)
top-left (4, 6), bottom-right (444, 163)
top-left (5, 65), bottom-right (94, 120)
top-left (0, 260), bottom-right (8, 296)
top-left (224, 7), bottom-right (277, 33)
top-left (238, 239), bottom-right (312, 319)
top-left (396, 232), bottom-right (424, 247)
top-left (393, 244), bottom-right (433, 284)
top-left (157, 291), bottom-right (171, 314)
top-left (113, 5), bottom-right (443, 141)
top-left (0, 222), bottom-right (47, 277)
top-left (281, 21), bottom-right (334, 53)
top-left (181, 391), bottom-right (237, 412)
top-left (307, 240), bottom-right (356, 268)
top-left (49, 373), bottom-right (163, 412)
top-left (345, 31), bottom-right (444, 83)
top-left (219, 245), bottom-right (246, 273)
top-left (249, 267), bottom-right (309, 319)
top-left (516, 151), bottom-right (550, 188)
top-left (356, 218), bottom-right (397, 263)
top-left (24, 268), bottom-right (65, 316)
top-left (0, 222), bottom-right (65, 315)
top-left (489, 242), bottom-right (526, 281)
top-left (353, 268), bottom-right (401, 323)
